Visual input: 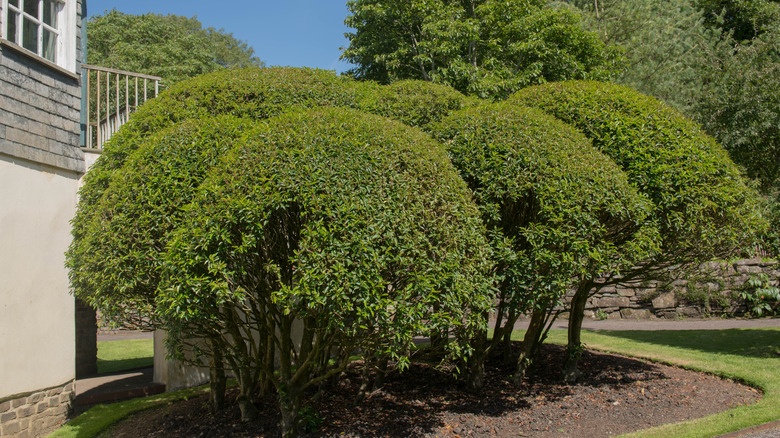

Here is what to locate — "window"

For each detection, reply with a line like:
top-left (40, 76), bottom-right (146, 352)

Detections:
top-left (2, 0), bottom-right (76, 72)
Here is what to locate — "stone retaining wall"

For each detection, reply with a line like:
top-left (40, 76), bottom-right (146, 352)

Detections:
top-left (578, 258), bottom-right (779, 319)
top-left (0, 381), bottom-right (74, 438)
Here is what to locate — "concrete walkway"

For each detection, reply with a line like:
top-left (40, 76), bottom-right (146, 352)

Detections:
top-left (74, 331), bottom-right (160, 413)
top-left (513, 316), bottom-right (780, 331)
top-left (719, 420), bottom-right (780, 438)
top-left (74, 367), bottom-right (163, 413)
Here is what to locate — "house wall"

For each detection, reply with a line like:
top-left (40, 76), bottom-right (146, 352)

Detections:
top-left (0, 157), bottom-right (79, 436)
top-left (0, 46), bottom-right (84, 175)
top-left (0, 1), bottom-right (85, 436)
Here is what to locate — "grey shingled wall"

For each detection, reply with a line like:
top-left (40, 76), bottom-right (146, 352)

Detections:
top-left (0, 0), bottom-right (85, 173)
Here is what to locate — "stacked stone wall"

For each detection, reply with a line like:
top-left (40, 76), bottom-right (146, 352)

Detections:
top-left (0, 381), bottom-right (73, 438)
top-left (576, 258), bottom-right (779, 319)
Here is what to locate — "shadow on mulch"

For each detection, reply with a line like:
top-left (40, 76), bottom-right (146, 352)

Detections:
top-left (98, 342), bottom-right (759, 438)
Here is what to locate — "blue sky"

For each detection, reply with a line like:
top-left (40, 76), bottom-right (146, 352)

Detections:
top-left (85, 0), bottom-right (355, 73)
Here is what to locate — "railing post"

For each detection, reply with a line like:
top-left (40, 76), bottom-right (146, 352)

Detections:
top-left (81, 65), bottom-right (162, 150)
top-left (96, 70), bottom-right (101, 149)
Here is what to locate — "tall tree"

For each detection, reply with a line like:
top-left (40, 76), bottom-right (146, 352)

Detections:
top-left (552, 0), bottom-right (721, 115)
top-left (87, 10), bottom-right (264, 87)
top-left (558, 0), bottom-right (779, 255)
top-left (695, 26), bottom-right (780, 194)
top-left (341, 0), bottom-right (623, 100)
top-left (696, 0), bottom-right (780, 41)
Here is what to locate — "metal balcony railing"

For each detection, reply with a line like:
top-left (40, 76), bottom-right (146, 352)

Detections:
top-left (81, 64), bottom-right (162, 150)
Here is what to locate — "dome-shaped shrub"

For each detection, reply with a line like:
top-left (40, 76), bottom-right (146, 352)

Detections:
top-left (159, 107), bottom-right (493, 435)
top-left (511, 80), bottom-right (766, 379)
top-left (68, 116), bottom-right (256, 327)
top-left (511, 81), bottom-right (765, 259)
top-left (431, 102), bottom-right (657, 384)
top-left (355, 79), bottom-right (472, 129)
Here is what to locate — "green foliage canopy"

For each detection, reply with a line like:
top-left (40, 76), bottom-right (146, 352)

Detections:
top-left (67, 116), bottom-right (253, 327)
top-left (87, 10), bottom-right (265, 87)
top-left (513, 80), bottom-right (767, 378)
top-left (512, 80), bottom-right (766, 262)
top-left (696, 0), bottom-right (780, 41)
top-left (342, 0), bottom-right (623, 100)
top-left (161, 107), bottom-right (494, 372)
top-left (695, 27), bottom-right (780, 194)
top-left (433, 103), bottom-right (657, 308)
top-left (431, 102), bottom-right (657, 383)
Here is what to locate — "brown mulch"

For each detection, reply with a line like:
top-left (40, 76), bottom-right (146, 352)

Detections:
top-left (99, 343), bottom-right (760, 437)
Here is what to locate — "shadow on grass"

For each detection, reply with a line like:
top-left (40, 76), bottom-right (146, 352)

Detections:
top-left (587, 328), bottom-right (780, 359)
top-left (97, 357), bottom-right (154, 375)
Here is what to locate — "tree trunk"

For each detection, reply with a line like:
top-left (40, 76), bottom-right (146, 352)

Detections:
top-left (236, 366), bottom-right (258, 421)
top-left (563, 279), bottom-right (594, 383)
top-left (279, 387), bottom-right (304, 438)
top-left (354, 356), bottom-right (373, 404)
top-left (513, 307), bottom-right (547, 384)
top-left (208, 341), bottom-right (226, 411)
top-left (373, 355), bottom-right (389, 390)
top-left (465, 330), bottom-right (487, 391)
top-left (501, 309), bottom-right (519, 361)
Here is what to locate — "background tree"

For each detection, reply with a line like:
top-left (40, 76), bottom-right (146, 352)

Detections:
top-left (87, 10), bottom-right (264, 87)
top-left (341, 0), bottom-right (623, 100)
top-left (695, 26), bottom-right (780, 255)
top-left (550, 0), bottom-right (720, 115)
top-left (696, 0), bottom-right (780, 41)
top-left (695, 27), bottom-right (780, 194)
top-left (556, 0), bottom-right (779, 254)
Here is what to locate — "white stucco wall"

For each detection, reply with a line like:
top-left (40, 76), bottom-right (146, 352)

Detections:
top-left (0, 154), bottom-right (78, 398)
top-left (153, 330), bottom-right (210, 391)
top-left (81, 150), bottom-right (101, 184)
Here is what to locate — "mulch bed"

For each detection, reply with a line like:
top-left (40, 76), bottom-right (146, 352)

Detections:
top-left (99, 343), bottom-right (760, 437)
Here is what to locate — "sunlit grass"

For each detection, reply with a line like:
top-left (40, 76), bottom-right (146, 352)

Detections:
top-left (97, 339), bottom-right (154, 374)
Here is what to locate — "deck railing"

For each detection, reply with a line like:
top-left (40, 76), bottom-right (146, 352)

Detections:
top-left (81, 64), bottom-right (162, 150)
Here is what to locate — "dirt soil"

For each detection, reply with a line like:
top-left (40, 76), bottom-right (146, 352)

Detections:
top-left (99, 343), bottom-right (760, 437)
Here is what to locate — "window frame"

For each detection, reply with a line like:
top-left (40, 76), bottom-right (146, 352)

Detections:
top-left (1, 0), bottom-right (77, 73)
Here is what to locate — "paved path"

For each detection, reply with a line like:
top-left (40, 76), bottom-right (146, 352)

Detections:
top-left (74, 367), bottom-right (164, 414)
top-left (97, 330), bottom-right (153, 342)
top-left (513, 317), bottom-right (780, 331)
top-left (719, 420), bottom-right (780, 438)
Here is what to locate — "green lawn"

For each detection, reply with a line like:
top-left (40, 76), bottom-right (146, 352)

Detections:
top-left (97, 338), bottom-right (154, 374)
top-left (535, 328), bottom-right (780, 438)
